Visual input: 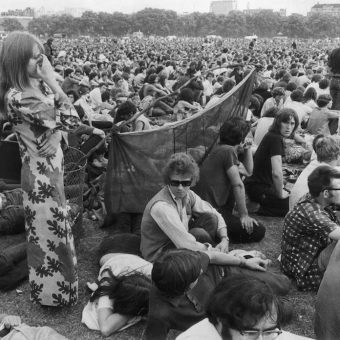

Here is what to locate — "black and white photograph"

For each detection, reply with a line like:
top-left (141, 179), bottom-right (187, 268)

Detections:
top-left (0, 0), bottom-right (339, 339)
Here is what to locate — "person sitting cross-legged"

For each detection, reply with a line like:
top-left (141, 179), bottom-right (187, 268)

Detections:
top-left (281, 165), bottom-right (340, 291)
top-left (140, 153), bottom-right (229, 263)
top-left (194, 118), bottom-right (265, 243)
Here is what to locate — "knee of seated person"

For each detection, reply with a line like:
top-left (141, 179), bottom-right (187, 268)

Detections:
top-left (195, 212), bottom-right (218, 226)
top-left (252, 221), bottom-right (266, 241)
top-left (189, 227), bottom-right (213, 244)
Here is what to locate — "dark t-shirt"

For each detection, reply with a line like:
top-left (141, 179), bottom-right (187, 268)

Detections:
top-left (194, 144), bottom-right (239, 208)
top-left (250, 131), bottom-right (284, 186)
top-left (145, 252), bottom-right (223, 340)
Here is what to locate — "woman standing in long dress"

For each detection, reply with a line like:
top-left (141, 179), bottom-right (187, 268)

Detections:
top-left (0, 32), bottom-right (82, 306)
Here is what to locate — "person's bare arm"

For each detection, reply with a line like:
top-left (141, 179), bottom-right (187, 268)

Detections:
top-left (227, 165), bottom-right (257, 233)
top-left (271, 155), bottom-right (288, 199)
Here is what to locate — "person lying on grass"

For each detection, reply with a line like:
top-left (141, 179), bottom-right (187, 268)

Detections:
top-left (82, 233), bottom-right (152, 337)
top-left (0, 314), bottom-right (68, 339)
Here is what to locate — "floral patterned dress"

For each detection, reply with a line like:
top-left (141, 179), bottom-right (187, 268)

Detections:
top-left (6, 87), bottom-right (81, 306)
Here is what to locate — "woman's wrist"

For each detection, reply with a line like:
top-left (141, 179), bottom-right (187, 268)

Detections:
top-left (239, 258), bottom-right (247, 268)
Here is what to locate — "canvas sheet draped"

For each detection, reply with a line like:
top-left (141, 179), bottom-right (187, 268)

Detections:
top-left (105, 69), bottom-right (256, 214)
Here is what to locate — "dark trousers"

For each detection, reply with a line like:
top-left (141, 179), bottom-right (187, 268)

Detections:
top-left (189, 213), bottom-right (219, 245)
top-left (97, 233), bottom-right (142, 261)
top-left (218, 206), bottom-right (265, 243)
top-left (103, 212), bottom-right (143, 235)
top-left (245, 182), bottom-right (289, 217)
top-left (329, 77), bottom-right (340, 134)
top-left (0, 242), bottom-right (28, 291)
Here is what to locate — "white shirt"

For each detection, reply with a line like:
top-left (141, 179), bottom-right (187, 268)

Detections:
top-left (289, 161), bottom-right (340, 210)
top-left (176, 318), bottom-right (314, 340)
top-left (284, 101), bottom-right (312, 127)
top-left (254, 117), bottom-right (274, 146)
top-left (150, 188), bottom-right (226, 251)
top-left (81, 253), bottom-right (152, 332)
top-left (261, 97), bottom-right (284, 117)
top-left (89, 87), bottom-right (102, 111)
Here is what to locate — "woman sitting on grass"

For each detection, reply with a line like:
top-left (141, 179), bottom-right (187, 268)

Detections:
top-left (245, 108), bottom-right (299, 217)
top-left (82, 234), bottom-right (152, 337)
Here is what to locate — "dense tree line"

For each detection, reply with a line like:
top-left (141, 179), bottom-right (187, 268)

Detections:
top-left (3, 8), bottom-right (340, 38)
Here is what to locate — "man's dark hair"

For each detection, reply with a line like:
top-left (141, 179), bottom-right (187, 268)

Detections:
top-left (290, 89), bottom-right (304, 102)
top-left (152, 249), bottom-right (202, 298)
top-left (317, 94), bottom-right (332, 108)
top-left (114, 101), bottom-right (137, 123)
top-left (308, 165), bottom-right (340, 197)
top-left (207, 275), bottom-right (292, 340)
top-left (269, 108), bottom-right (299, 135)
top-left (220, 117), bottom-right (250, 146)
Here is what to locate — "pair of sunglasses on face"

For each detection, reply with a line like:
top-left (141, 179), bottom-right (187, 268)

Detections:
top-left (169, 180), bottom-right (192, 187)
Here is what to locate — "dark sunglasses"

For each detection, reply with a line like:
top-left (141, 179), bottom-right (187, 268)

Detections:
top-left (324, 188), bottom-right (340, 191)
top-left (169, 180), bottom-right (192, 187)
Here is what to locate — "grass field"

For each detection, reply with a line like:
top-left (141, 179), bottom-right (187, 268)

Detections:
top-left (0, 214), bottom-right (315, 340)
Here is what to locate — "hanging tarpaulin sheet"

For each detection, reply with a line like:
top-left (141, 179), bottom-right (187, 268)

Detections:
top-left (105, 68), bottom-right (256, 214)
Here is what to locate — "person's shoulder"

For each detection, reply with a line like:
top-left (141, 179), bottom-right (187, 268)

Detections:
top-left (263, 131), bottom-right (280, 142)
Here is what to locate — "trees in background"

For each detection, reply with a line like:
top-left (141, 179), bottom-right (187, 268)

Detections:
top-left (23, 8), bottom-right (340, 38)
top-left (2, 18), bottom-right (24, 32)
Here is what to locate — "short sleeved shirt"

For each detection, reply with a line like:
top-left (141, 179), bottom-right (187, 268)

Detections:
top-left (281, 194), bottom-right (338, 291)
top-left (194, 144), bottom-right (239, 208)
top-left (250, 132), bottom-right (284, 187)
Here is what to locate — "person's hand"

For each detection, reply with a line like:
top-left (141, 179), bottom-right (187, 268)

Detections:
top-left (244, 258), bottom-right (267, 271)
top-left (38, 132), bottom-right (62, 157)
top-left (281, 189), bottom-right (290, 199)
top-left (240, 215), bottom-right (257, 234)
top-left (3, 315), bottom-right (21, 329)
top-left (36, 55), bottom-right (56, 84)
top-left (215, 238), bottom-right (229, 253)
top-left (241, 137), bottom-right (253, 150)
top-left (92, 128), bottom-right (105, 139)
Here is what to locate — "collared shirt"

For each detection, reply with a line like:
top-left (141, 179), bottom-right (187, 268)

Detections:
top-left (176, 319), bottom-right (313, 340)
top-left (281, 193), bottom-right (338, 291)
top-left (150, 188), bottom-right (226, 252)
top-left (260, 97), bottom-right (284, 117)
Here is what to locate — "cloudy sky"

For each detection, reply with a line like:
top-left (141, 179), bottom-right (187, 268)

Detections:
top-left (2, 0), bottom-right (330, 15)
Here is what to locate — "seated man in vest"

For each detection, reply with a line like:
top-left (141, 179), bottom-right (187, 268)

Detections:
top-left (281, 165), bottom-right (340, 291)
top-left (141, 153), bottom-right (229, 262)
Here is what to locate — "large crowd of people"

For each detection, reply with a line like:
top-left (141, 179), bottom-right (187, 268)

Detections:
top-left (1, 30), bottom-right (340, 339)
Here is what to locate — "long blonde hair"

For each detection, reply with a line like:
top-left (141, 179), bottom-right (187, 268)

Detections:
top-left (0, 31), bottom-right (44, 116)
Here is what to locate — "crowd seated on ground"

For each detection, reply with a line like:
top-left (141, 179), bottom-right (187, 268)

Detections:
top-left (3, 34), bottom-right (340, 339)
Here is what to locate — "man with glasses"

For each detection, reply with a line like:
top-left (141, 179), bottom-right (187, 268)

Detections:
top-left (281, 165), bottom-right (340, 291)
top-left (141, 153), bottom-right (228, 263)
top-left (176, 275), bottom-right (311, 340)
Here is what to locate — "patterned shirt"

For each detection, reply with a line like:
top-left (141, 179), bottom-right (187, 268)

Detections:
top-left (281, 193), bottom-right (339, 291)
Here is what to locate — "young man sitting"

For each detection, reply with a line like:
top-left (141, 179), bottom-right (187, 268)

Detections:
top-left (140, 153), bottom-right (229, 263)
top-left (281, 165), bottom-right (340, 291)
top-left (194, 118), bottom-right (265, 243)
